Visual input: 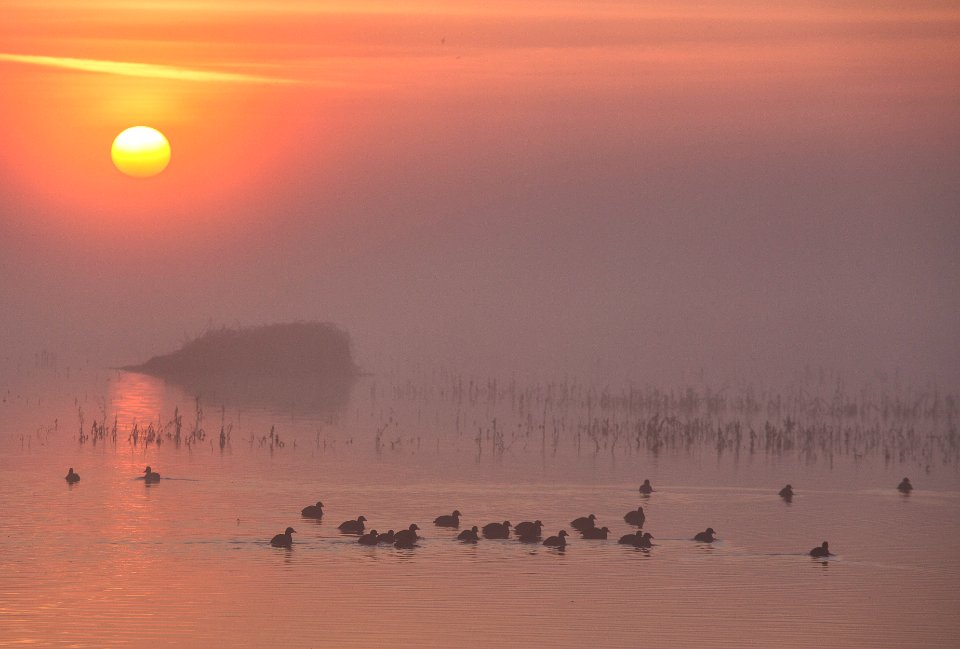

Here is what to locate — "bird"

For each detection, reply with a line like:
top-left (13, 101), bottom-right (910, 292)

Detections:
top-left (301, 501), bottom-right (324, 518)
top-left (636, 532), bottom-right (654, 548)
top-left (618, 532), bottom-right (640, 545)
top-left (693, 527), bottom-right (717, 543)
top-left (570, 514), bottom-right (597, 532)
top-left (513, 520), bottom-right (544, 538)
top-left (623, 507), bottom-right (645, 526)
top-left (779, 485), bottom-right (794, 500)
top-left (338, 516), bottom-right (367, 533)
top-left (482, 521), bottom-right (511, 539)
top-left (143, 466), bottom-right (161, 483)
top-left (394, 524), bottom-right (420, 548)
top-left (433, 510), bottom-right (462, 527)
top-left (810, 541), bottom-right (832, 558)
top-left (358, 530), bottom-right (379, 545)
top-left (65, 468), bottom-right (80, 484)
top-left (457, 526), bottom-right (480, 542)
top-left (543, 530), bottom-right (568, 548)
top-left (377, 530), bottom-right (396, 544)
top-left (270, 527), bottom-right (296, 548)
top-left (638, 479), bottom-right (654, 494)
top-left (581, 526), bottom-right (610, 540)
top-left (897, 478), bottom-right (913, 493)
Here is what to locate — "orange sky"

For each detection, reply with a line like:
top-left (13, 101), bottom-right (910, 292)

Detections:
top-left (1, 1), bottom-right (958, 386)
top-left (2, 1), bottom-right (957, 231)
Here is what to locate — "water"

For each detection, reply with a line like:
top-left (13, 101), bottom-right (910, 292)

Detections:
top-left (1, 367), bottom-right (958, 648)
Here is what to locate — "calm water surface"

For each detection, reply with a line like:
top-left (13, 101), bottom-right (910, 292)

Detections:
top-left (1, 368), bottom-right (958, 648)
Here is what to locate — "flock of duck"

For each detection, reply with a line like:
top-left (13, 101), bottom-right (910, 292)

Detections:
top-left (64, 467), bottom-right (916, 558)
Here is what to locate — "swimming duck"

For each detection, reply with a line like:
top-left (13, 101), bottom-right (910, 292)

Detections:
top-left (301, 501), bottom-right (324, 518)
top-left (65, 468), bottom-right (80, 484)
top-left (693, 527), bottom-right (717, 543)
top-left (358, 530), bottom-right (380, 546)
top-left (143, 466), bottom-right (161, 483)
top-left (513, 520), bottom-right (544, 538)
top-left (636, 532), bottom-right (654, 548)
top-left (638, 479), bottom-right (654, 494)
top-left (338, 516), bottom-right (367, 533)
top-left (543, 530), bottom-right (568, 548)
top-left (897, 478), bottom-right (913, 493)
top-left (457, 526), bottom-right (480, 542)
top-left (623, 507), bottom-right (645, 526)
top-left (779, 485), bottom-right (794, 500)
top-left (570, 514), bottom-right (596, 532)
top-left (270, 527), bottom-right (296, 548)
top-left (618, 532), bottom-right (640, 545)
top-left (433, 510), bottom-right (462, 527)
top-left (377, 530), bottom-right (396, 544)
top-left (809, 541), bottom-right (832, 558)
top-left (482, 521), bottom-right (512, 539)
top-left (581, 526), bottom-right (610, 540)
top-left (394, 524), bottom-right (421, 548)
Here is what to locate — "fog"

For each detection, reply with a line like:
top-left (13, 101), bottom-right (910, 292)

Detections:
top-left (1, 2), bottom-right (958, 390)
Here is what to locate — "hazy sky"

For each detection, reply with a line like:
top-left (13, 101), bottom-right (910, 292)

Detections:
top-left (1, 1), bottom-right (958, 388)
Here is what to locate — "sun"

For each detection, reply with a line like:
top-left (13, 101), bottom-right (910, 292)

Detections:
top-left (111, 126), bottom-right (171, 178)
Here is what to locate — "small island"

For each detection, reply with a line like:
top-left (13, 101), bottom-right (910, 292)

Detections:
top-left (123, 322), bottom-right (359, 412)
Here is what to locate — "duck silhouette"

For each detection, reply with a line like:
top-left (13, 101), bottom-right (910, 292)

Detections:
top-left (543, 530), bottom-right (568, 548)
top-left (143, 466), bottom-right (160, 483)
top-left (457, 526), bottom-right (480, 542)
top-left (394, 524), bottom-right (420, 548)
top-left (65, 468), bottom-right (80, 484)
top-left (623, 507), bottom-right (645, 526)
top-left (270, 527), bottom-right (296, 548)
top-left (581, 526), bottom-right (610, 540)
top-left (377, 530), bottom-right (396, 544)
top-left (638, 479), bottom-right (654, 494)
top-left (482, 521), bottom-right (511, 539)
top-left (358, 530), bottom-right (379, 545)
top-left (636, 532), bottom-right (654, 548)
top-left (301, 501), bottom-right (324, 518)
top-left (433, 510), bottom-right (462, 527)
top-left (897, 478), bottom-right (913, 494)
top-left (338, 516), bottom-right (367, 533)
top-left (570, 514), bottom-right (596, 532)
top-left (779, 485), bottom-right (794, 500)
top-left (693, 527), bottom-right (717, 543)
top-left (809, 541), bottom-right (832, 558)
top-left (513, 520), bottom-right (543, 538)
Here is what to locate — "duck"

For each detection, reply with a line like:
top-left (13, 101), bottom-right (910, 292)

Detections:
top-left (638, 479), bottom-right (654, 494)
top-left (513, 520), bottom-right (544, 538)
top-left (377, 530), bottom-right (396, 544)
top-left (433, 510), bottom-right (462, 527)
top-left (779, 484), bottom-right (794, 500)
top-left (457, 526), bottom-right (480, 542)
top-left (543, 530), bottom-right (568, 548)
top-left (693, 527), bottom-right (717, 543)
top-left (65, 468), bottom-right (80, 484)
top-left (394, 524), bottom-right (421, 548)
top-left (482, 521), bottom-right (512, 539)
top-left (580, 526), bottom-right (610, 540)
top-left (809, 541), bottom-right (832, 558)
top-left (897, 478), bottom-right (913, 493)
top-left (570, 514), bottom-right (597, 532)
top-left (358, 530), bottom-right (379, 546)
top-left (618, 532), bottom-right (640, 545)
top-left (143, 466), bottom-right (161, 483)
top-left (270, 527), bottom-right (296, 548)
top-left (636, 532), bottom-right (654, 548)
top-left (301, 501), bottom-right (324, 518)
top-left (338, 516), bottom-right (367, 533)
top-left (623, 507), bottom-right (645, 526)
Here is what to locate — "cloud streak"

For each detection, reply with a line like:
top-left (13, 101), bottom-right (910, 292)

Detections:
top-left (0, 53), bottom-right (293, 84)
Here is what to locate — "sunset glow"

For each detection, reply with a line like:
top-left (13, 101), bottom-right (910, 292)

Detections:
top-left (111, 126), bottom-right (171, 178)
